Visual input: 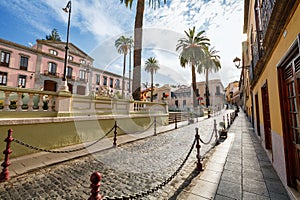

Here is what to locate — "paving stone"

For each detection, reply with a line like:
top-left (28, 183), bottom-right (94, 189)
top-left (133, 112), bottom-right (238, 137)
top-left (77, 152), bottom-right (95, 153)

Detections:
top-left (243, 191), bottom-right (270, 200)
top-left (0, 112), bottom-right (231, 199)
top-left (221, 169), bottom-right (241, 184)
top-left (216, 179), bottom-right (241, 200)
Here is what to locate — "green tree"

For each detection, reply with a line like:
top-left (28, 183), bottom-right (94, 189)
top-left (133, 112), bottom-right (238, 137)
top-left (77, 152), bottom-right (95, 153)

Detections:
top-left (145, 57), bottom-right (160, 102)
top-left (176, 27), bottom-right (210, 108)
top-left (45, 28), bottom-right (61, 41)
top-left (120, 0), bottom-right (167, 100)
top-left (198, 46), bottom-right (221, 107)
top-left (115, 35), bottom-right (133, 98)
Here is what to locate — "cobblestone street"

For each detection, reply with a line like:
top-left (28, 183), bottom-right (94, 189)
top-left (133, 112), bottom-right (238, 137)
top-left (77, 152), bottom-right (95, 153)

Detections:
top-left (0, 112), bottom-right (229, 200)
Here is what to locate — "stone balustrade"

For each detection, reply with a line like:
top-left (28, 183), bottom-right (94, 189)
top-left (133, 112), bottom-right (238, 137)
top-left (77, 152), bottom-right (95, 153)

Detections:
top-left (0, 86), bottom-right (168, 117)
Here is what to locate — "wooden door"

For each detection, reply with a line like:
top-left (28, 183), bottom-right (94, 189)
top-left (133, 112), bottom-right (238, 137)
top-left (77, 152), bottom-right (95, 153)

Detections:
top-left (261, 82), bottom-right (272, 150)
top-left (44, 80), bottom-right (57, 92)
top-left (255, 93), bottom-right (261, 136)
top-left (280, 54), bottom-right (300, 189)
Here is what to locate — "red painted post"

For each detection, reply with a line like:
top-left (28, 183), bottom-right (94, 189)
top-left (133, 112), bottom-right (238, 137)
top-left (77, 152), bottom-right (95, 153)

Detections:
top-left (113, 121), bottom-right (117, 146)
top-left (88, 172), bottom-right (102, 200)
top-left (0, 129), bottom-right (13, 182)
top-left (195, 128), bottom-right (203, 171)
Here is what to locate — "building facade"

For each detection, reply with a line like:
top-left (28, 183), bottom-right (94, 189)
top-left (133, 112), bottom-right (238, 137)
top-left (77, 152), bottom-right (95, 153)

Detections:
top-left (0, 38), bottom-right (131, 97)
top-left (243, 0), bottom-right (300, 196)
top-left (167, 79), bottom-right (226, 112)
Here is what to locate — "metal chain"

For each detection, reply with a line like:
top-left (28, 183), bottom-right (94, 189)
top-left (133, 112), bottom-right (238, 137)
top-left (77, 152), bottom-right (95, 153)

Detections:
top-left (117, 120), bottom-right (155, 134)
top-left (13, 124), bottom-right (116, 153)
top-left (102, 138), bottom-right (197, 200)
top-left (199, 128), bottom-right (216, 145)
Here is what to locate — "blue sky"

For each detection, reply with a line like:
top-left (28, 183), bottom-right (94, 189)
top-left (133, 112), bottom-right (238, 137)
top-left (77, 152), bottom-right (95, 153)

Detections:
top-left (0, 0), bottom-right (245, 87)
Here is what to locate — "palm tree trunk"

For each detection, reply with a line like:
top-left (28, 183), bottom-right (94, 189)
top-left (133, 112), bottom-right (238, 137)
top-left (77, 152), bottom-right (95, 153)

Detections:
top-left (151, 71), bottom-right (153, 102)
top-left (205, 68), bottom-right (210, 107)
top-left (132, 0), bottom-right (144, 101)
top-left (191, 64), bottom-right (197, 108)
top-left (122, 53), bottom-right (127, 98)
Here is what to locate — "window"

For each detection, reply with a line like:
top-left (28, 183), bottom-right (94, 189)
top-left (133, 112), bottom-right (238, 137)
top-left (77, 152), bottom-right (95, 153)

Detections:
top-left (1, 51), bottom-right (10, 67)
top-left (49, 49), bottom-right (58, 56)
top-left (115, 79), bottom-right (120, 89)
top-left (66, 66), bottom-right (73, 79)
top-left (0, 72), bottom-right (7, 85)
top-left (18, 75), bottom-right (26, 88)
top-left (68, 55), bottom-right (73, 61)
top-left (216, 86), bottom-right (221, 95)
top-left (79, 70), bottom-right (86, 80)
top-left (110, 78), bottom-right (114, 88)
top-left (48, 62), bottom-right (57, 75)
top-left (96, 74), bottom-right (100, 85)
top-left (103, 76), bottom-right (107, 86)
top-left (80, 59), bottom-right (86, 64)
top-left (20, 56), bottom-right (29, 70)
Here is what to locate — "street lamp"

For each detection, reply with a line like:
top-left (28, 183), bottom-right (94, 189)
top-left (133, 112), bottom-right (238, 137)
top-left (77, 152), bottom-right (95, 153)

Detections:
top-left (233, 57), bottom-right (249, 69)
top-left (60, 0), bottom-right (71, 92)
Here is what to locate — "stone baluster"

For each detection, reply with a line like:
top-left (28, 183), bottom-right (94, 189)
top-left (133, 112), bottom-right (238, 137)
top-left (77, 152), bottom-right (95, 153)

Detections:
top-left (27, 93), bottom-right (34, 111)
top-left (3, 92), bottom-right (10, 111)
top-left (38, 94), bottom-right (44, 111)
top-left (16, 92), bottom-right (23, 111)
top-left (47, 95), bottom-right (53, 111)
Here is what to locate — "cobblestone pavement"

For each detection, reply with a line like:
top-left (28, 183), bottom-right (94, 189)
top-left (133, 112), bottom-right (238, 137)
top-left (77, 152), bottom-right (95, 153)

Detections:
top-left (0, 111), bottom-right (232, 200)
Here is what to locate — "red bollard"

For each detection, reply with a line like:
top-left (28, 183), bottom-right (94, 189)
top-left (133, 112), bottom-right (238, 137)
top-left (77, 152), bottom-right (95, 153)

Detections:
top-left (0, 129), bottom-right (13, 182)
top-left (88, 172), bottom-right (102, 200)
top-left (195, 128), bottom-right (203, 171)
top-left (113, 121), bottom-right (117, 146)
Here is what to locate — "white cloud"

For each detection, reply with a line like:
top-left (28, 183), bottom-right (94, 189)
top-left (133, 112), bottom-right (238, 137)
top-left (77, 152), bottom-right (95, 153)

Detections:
top-left (2, 0), bottom-right (244, 87)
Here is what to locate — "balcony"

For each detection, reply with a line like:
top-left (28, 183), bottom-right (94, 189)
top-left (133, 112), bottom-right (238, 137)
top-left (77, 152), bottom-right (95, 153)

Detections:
top-left (260, 0), bottom-right (276, 39)
top-left (43, 70), bottom-right (60, 78)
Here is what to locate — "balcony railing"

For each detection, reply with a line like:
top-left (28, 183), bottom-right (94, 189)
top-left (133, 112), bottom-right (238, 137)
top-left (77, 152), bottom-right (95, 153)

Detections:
top-left (43, 70), bottom-right (60, 78)
top-left (0, 86), bottom-right (57, 112)
top-left (260, 0), bottom-right (276, 39)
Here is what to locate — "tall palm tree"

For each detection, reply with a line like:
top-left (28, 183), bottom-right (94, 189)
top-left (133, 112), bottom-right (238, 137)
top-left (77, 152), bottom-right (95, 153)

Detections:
top-left (45, 28), bottom-right (61, 41)
top-left (120, 0), bottom-right (167, 101)
top-left (127, 37), bottom-right (134, 94)
top-left (176, 27), bottom-right (210, 108)
top-left (198, 46), bottom-right (221, 107)
top-left (115, 35), bottom-right (132, 98)
top-left (145, 57), bottom-right (160, 102)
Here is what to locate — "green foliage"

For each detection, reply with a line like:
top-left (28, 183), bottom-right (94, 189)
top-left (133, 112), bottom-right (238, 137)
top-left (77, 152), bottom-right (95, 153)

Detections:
top-left (46, 28), bottom-right (62, 41)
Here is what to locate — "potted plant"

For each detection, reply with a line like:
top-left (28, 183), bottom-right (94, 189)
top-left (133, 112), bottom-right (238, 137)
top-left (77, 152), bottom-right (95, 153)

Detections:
top-left (219, 122), bottom-right (228, 138)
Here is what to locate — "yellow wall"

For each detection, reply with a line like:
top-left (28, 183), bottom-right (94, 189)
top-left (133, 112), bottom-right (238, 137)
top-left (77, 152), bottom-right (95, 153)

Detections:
top-left (252, 3), bottom-right (300, 136)
top-left (0, 116), bottom-right (167, 159)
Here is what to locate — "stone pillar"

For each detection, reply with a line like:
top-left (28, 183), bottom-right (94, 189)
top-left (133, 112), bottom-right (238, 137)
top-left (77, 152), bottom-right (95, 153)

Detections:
top-left (56, 91), bottom-right (72, 117)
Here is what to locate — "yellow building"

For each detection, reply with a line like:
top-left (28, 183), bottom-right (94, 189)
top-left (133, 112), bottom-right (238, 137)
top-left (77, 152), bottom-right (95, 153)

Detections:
top-left (243, 0), bottom-right (300, 196)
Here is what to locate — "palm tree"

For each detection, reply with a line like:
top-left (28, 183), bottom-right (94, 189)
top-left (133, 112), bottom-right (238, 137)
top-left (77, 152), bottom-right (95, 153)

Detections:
top-left (145, 57), bottom-right (160, 102)
top-left (120, 0), bottom-right (167, 100)
top-left (45, 28), bottom-right (61, 41)
top-left (115, 36), bottom-right (132, 98)
top-left (127, 37), bottom-right (134, 94)
top-left (197, 46), bottom-right (221, 107)
top-left (176, 27), bottom-right (210, 108)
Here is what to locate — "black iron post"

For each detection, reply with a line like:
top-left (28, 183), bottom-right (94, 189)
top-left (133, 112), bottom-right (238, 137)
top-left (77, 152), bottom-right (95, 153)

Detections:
top-left (62, 1), bottom-right (71, 83)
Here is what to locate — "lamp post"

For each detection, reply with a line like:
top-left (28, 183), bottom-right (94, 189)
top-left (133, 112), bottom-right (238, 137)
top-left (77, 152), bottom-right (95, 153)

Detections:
top-left (233, 56), bottom-right (250, 70)
top-left (60, 0), bottom-right (71, 92)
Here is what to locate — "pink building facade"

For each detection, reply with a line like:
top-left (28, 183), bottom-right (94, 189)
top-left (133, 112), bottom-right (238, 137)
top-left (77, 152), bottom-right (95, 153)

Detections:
top-left (0, 38), bottom-right (131, 96)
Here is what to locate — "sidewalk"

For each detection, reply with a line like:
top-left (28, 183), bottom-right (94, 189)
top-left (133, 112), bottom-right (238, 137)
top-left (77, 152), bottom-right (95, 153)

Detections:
top-left (184, 111), bottom-right (293, 200)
